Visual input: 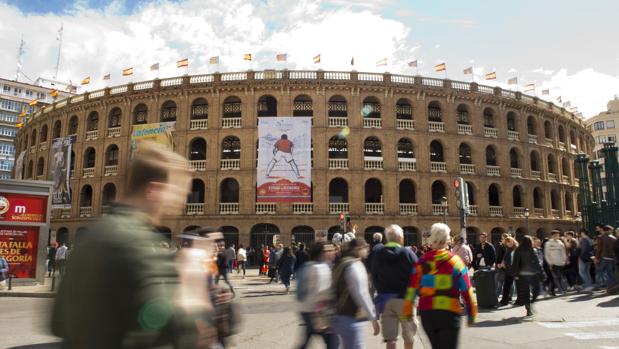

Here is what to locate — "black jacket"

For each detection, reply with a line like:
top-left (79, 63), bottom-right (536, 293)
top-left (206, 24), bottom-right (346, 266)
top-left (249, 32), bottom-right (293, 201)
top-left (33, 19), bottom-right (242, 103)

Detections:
top-left (472, 242), bottom-right (496, 269)
top-left (510, 247), bottom-right (542, 276)
top-left (370, 243), bottom-right (418, 297)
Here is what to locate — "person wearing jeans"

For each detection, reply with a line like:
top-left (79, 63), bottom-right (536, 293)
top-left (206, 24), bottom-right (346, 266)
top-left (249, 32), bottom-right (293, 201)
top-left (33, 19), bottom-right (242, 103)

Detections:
top-left (596, 225), bottom-right (617, 288)
top-left (578, 230), bottom-right (594, 291)
top-left (544, 230), bottom-right (568, 295)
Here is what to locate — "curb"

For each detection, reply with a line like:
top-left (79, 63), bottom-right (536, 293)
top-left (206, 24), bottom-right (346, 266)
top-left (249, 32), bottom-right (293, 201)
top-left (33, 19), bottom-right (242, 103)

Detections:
top-left (0, 292), bottom-right (56, 298)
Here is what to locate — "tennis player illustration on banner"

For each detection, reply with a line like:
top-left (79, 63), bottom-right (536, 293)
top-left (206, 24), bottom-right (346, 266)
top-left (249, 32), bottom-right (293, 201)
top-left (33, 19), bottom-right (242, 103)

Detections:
top-left (266, 134), bottom-right (302, 179)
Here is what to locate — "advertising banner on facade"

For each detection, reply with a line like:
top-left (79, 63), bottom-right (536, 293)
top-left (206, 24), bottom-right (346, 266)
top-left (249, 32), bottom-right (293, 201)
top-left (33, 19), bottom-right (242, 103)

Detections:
top-left (257, 117), bottom-right (311, 202)
top-left (0, 225), bottom-right (39, 278)
top-left (49, 136), bottom-right (74, 208)
top-left (14, 150), bottom-right (25, 180)
top-left (131, 122), bottom-right (176, 151)
top-left (0, 192), bottom-right (47, 223)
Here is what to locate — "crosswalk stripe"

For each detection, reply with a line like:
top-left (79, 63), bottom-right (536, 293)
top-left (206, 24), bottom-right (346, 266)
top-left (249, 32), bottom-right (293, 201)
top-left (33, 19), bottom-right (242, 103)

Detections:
top-left (564, 332), bottom-right (619, 340)
top-left (538, 319), bottom-right (619, 329)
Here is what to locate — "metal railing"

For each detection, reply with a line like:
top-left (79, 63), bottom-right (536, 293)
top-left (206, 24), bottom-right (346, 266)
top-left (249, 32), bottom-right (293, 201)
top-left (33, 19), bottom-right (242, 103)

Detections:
top-left (399, 203), bottom-right (418, 215)
top-left (329, 202), bottom-right (349, 214)
top-left (219, 203), bottom-right (239, 214)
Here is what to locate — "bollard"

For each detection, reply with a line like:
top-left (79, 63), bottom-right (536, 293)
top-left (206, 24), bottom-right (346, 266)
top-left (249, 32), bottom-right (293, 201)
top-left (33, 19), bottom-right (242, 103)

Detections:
top-left (8, 274), bottom-right (13, 290)
top-left (51, 275), bottom-right (56, 292)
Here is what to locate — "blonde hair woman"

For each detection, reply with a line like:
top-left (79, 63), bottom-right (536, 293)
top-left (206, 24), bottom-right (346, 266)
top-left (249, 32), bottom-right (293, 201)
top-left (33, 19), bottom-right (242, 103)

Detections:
top-left (499, 236), bottom-right (519, 306)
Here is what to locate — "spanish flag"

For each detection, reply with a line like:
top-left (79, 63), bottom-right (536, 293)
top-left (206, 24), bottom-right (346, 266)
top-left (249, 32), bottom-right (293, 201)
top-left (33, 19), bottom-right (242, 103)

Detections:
top-left (485, 72), bottom-right (496, 80)
top-left (209, 56), bottom-right (219, 65)
top-left (524, 83), bottom-right (535, 92)
top-left (376, 58), bottom-right (387, 67)
top-left (244, 54), bottom-right (252, 61)
top-left (313, 54), bottom-right (321, 64)
top-left (463, 67), bottom-right (473, 75)
top-left (434, 63), bottom-right (446, 72)
top-left (276, 53), bottom-right (287, 62)
top-left (81, 76), bottom-right (91, 85)
top-left (122, 67), bottom-right (134, 76)
top-left (50, 89), bottom-right (59, 97)
top-left (177, 58), bottom-right (189, 68)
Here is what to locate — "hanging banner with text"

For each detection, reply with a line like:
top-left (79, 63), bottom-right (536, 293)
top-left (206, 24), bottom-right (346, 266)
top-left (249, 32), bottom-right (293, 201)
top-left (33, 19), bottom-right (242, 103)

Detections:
top-left (131, 122), bottom-right (176, 152)
top-left (0, 226), bottom-right (39, 278)
top-left (257, 117), bottom-right (311, 202)
top-left (49, 136), bottom-right (75, 208)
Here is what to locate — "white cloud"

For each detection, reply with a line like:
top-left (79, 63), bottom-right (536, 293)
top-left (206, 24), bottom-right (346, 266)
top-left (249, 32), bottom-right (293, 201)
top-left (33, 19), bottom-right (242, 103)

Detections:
top-left (532, 67), bottom-right (554, 76)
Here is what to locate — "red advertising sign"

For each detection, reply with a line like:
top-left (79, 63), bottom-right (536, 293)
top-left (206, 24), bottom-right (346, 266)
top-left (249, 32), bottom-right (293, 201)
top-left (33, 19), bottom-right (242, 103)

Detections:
top-left (256, 179), bottom-right (312, 202)
top-left (0, 225), bottom-right (39, 278)
top-left (0, 192), bottom-right (47, 223)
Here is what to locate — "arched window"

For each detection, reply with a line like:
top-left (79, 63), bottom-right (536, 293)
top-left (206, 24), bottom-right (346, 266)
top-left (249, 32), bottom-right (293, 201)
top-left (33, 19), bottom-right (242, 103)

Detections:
top-left (459, 143), bottom-right (472, 164)
top-left (53, 120), bottom-right (62, 139)
top-left (547, 154), bottom-right (557, 174)
top-left (102, 183), bottom-right (116, 206)
top-left (187, 179), bottom-right (205, 203)
top-left (328, 136), bottom-right (347, 159)
top-left (544, 120), bottom-right (553, 139)
top-left (562, 158), bottom-right (570, 178)
top-left (399, 179), bottom-right (416, 203)
top-left (160, 100), bottom-right (177, 121)
top-left (80, 185), bottom-right (93, 207)
top-left (221, 136), bottom-right (240, 159)
top-left (250, 223), bottom-right (280, 247)
top-left (457, 104), bottom-right (470, 124)
top-left (363, 137), bottom-right (382, 158)
top-left (533, 188), bottom-right (544, 209)
top-left (565, 192), bottom-right (573, 212)
top-left (86, 111), bottom-right (99, 131)
top-left (292, 226), bottom-right (315, 245)
top-left (108, 107), bottom-right (122, 128)
top-left (191, 98), bottom-right (209, 120)
top-left (483, 108), bottom-right (495, 128)
top-left (396, 98), bottom-right (413, 120)
top-left (402, 226), bottom-right (419, 246)
top-left (513, 186), bottom-right (523, 207)
top-left (527, 115), bottom-right (537, 135)
top-left (293, 94), bottom-right (313, 117)
top-left (257, 95), bottom-right (277, 117)
top-left (530, 151), bottom-right (540, 171)
top-left (509, 148), bottom-right (520, 168)
top-left (430, 140), bottom-right (444, 162)
top-left (489, 184), bottom-right (500, 206)
top-left (26, 160), bottom-right (33, 178)
top-left (329, 178), bottom-right (348, 203)
top-left (220, 178), bottom-right (240, 203)
top-left (466, 182), bottom-right (476, 205)
top-left (40, 124), bottom-right (48, 143)
top-left (189, 137), bottom-right (207, 160)
top-left (428, 101), bottom-right (442, 122)
top-left (364, 178), bottom-right (382, 203)
top-left (486, 146), bottom-right (497, 166)
top-left (507, 111), bottom-right (517, 131)
top-left (83, 147), bottom-right (96, 168)
top-left (569, 130), bottom-right (577, 151)
top-left (551, 190), bottom-right (559, 210)
top-left (397, 138), bottom-right (414, 159)
top-left (431, 181), bottom-right (446, 204)
top-left (558, 125), bottom-right (566, 144)
top-left (68, 115), bottom-right (79, 135)
top-left (133, 104), bottom-right (148, 125)
top-left (362, 96), bottom-right (381, 119)
top-left (30, 129), bottom-right (37, 146)
top-left (105, 145), bottom-right (119, 166)
top-left (36, 157), bottom-right (44, 176)
top-left (328, 95), bottom-right (347, 118)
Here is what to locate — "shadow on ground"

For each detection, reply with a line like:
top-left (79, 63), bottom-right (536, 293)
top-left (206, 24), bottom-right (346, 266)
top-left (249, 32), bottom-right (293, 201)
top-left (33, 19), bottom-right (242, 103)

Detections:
top-left (8, 344), bottom-right (62, 349)
top-left (474, 317), bottom-right (522, 327)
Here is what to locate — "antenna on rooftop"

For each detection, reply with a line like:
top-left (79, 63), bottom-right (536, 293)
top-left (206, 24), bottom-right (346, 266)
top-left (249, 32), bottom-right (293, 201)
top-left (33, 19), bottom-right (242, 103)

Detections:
top-left (54, 24), bottom-right (63, 80)
top-left (15, 37), bottom-right (24, 82)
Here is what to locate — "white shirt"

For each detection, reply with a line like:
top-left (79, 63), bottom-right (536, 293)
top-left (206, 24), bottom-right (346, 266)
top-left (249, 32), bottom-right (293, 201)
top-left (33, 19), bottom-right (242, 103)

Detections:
top-left (56, 245), bottom-right (68, 261)
top-left (299, 262), bottom-right (333, 313)
top-left (237, 248), bottom-right (247, 262)
top-left (344, 260), bottom-right (377, 320)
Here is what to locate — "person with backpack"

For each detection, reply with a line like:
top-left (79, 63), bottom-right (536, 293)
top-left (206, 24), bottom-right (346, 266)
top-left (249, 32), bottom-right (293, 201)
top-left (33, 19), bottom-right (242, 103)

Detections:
top-left (296, 242), bottom-right (339, 349)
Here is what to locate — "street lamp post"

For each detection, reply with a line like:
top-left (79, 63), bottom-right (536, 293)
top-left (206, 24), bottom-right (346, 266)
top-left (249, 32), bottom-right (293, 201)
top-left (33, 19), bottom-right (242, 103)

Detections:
top-left (524, 208), bottom-right (530, 236)
top-left (441, 196), bottom-right (448, 224)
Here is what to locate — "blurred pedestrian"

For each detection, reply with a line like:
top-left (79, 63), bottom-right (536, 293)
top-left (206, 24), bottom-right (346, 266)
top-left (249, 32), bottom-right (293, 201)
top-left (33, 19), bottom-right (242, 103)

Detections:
top-left (279, 247), bottom-right (296, 293)
top-left (596, 225), bottom-right (617, 289)
top-left (216, 241), bottom-right (235, 294)
top-left (452, 236), bottom-right (473, 269)
top-left (55, 241), bottom-right (68, 278)
top-left (402, 223), bottom-right (477, 349)
top-left (499, 236), bottom-right (518, 306)
top-left (295, 243), bottom-right (309, 273)
top-left (545, 230), bottom-right (568, 295)
top-left (578, 230), bottom-right (594, 292)
top-left (511, 236), bottom-right (542, 320)
top-left (225, 244), bottom-right (236, 273)
top-left (370, 225), bottom-right (418, 349)
top-left (47, 242), bottom-right (57, 277)
top-left (332, 239), bottom-right (380, 349)
top-left (237, 244), bottom-right (247, 278)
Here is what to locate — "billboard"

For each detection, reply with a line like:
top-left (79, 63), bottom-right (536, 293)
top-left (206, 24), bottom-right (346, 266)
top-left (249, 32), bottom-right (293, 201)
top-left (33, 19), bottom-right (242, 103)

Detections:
top-left (49, 136), bottom-right (75, 208)
top-left (131, 122), bottom-right (176, 151)
top-left (0, 192), bottom-right (47, 223)
top-left (0, 225), bottom-right (39, 278)
top-left (257, 117), bottom-right (311, 202)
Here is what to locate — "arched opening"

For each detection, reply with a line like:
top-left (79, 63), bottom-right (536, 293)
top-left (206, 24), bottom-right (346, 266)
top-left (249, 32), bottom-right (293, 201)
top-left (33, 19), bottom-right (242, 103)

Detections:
top-left (562, 158), bottom-right (570, 178)
top-left (160, 100), bottom-right (177, 121)
top-left (68, 115), bottom-right (79, 135)
top-left (533, 188), bottom-right (544, 209)
top-left (397, 138), bottom-right (415, 160)
top-left (362, 96), bottom-right (381, 119)
top-left (530, 151), bottom-right (540, 171)
top-left (189, 137), bottom-right (207, 160)
top-left (56, 228), bottom-right (69, 245)
top-left (220, 226), bottom-right (239, 248)
top-left (396, 98), bottom-right (413, 120)
top-left (363, 136), bottom-right (382, 158)
top-left (364, 178), bottom-right (382, 203)
top-left (489, 184), bottom-right (500, 206)
top-left (456, 104), bottom-right (470, 124)
top-left (328, 136), bottom-right (348, 159)
top-left (102, 183), bottom-right (116, 206)
top-left (490, 227), bottom-right (505, 244)
top-left (292, 225), bottom-right (315, 245)
top-left (430, 140), bottom-right (444, 162)
top-left (547, 154), bottom-right (557, 174)
top-left (486, 146), bottom-right (497, 166)
top-left (108, 107), bottom-right (122, 128)
top-left (83, 147), bottom-right (96, 168)
top-left (431, 181), bottom-right (446, 204)
top-left (70, 150), bottom-right (75, 175)
top-left (191, 98), bottom-right (209, 120)
top-left (86, 111), bottom-right (99, 131)
top-left (510, 148), bottom-right (520, 168)
top-left (80, 185), bottom-right (93, 207)
top-left (428, 101), bottom-right (442, 122)
top-left (328, 95), bottom-right (347, 117)
top-left (466, 181), bottom-right (476, 205)
top-left (551, 190), bottom-right (560, 210)
top-left (403, 226), bottom-right (419, 246)
top-left (399, 179), bottom-right (416, 203)
top-left (221, 136), bottom-right (240, 159)
top-left (250, 223), bottom-right (280, 247)
top-left (257, 95), bottom-right (277, 117)
top-left (459, 143), bottom-right (472, 164)
top-left (52, 120), bottom-right (62, 139)
top-left (36, 157), bottom-right (44, 177)
top-left (507, 111), bottom-right (517, 131)
top-left (513, 186), bottom-right (523, 207)
top-left (133, 103), bottom-right (148, 125)
top-left (40, 124), bottom-right (48, 143)
top-left (105, 144), bottom-right (119, 166)
top-left (544, 120), bottom-right (553, 139)
top-left (565, 192), bottom-right (573, 212)
top-left (293, 94), bottom-right (313, 117)
top-left (483, 108), bottom-right (495, 128)
top-left (26, 160), bottom-right (33, 179)
top-left (187, 179), bottom-right (205, 204)
top-left (570, 130), bottom-right (577, 150)
top-left (527, 115), bottom-right (537, 135)
top-left (328, 225), bottom-right (341, 240)
top-left (30, 129), bottom-right (37, 146)
top-left (558, 125), bottom-right (566, 144)
top-left (329, 178), bottom-right (348, 203)
top-left (220, 178), bottom-right (240, 203)
top-left (364, 226), bottom-right (384, 244)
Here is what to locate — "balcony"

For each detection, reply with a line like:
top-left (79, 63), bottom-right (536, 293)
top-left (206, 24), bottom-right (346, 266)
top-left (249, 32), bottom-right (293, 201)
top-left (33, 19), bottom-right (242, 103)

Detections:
top-left (328, 117), bottom-right (348, 127)
top-left (489, 206), bottom-right (504, 217)
top-left (363, 118), bottom-right (382, 128)
top-left (189, 160), bottom-right (206, 171)
top-left (329, 202), bottom-right (349, 214)
top-left (548, 173), bottom-right (558, 182)
top-left (460, 163), bottom-right (475, 175)
top-left (365, 203), bottom-right (384, 215)
top-left (38, 142), bottom-right (47, 151)
top-left (329, 159), bottom-right (348, 169)
top-left (292, 203), bottom-right (313, 214)
top-left (531, 170), bottom-right (541, 180)
top-left (484, 127), bottom-right (498, 138)
top-left (457, 124), bottom-right (472, 135)
top-left (430, 161), bottom-right (447, 173)
top-left (510, 168), bottom-right (523, 178)
top-left (60, 208), bottom-right (71, 218)
top-left (486, 166), bottom-right (500, 176)
top-left (468, 205), bottom-right (478, 216)
top-left (507, 130), bottom-right (520, 141)
top-left (400, 203), bottom-right (418, 215)
top-left (107, 127), bottom-right (121, 137)
top-left (186, 203), bottom-right (205, 215)
top-left (30, 145), bottom-right (36, 154)
top-left (85, 130), bottom-right (98, 141)
top-left (364, 158), bottom-right (383, 170)
top-left (79, 206), bottom-right (93, 217)
top-left (565, 210), bottom-right (573, 218)
top-left (533, 208), bottom-right (544, 217)
top-left (528, 134), bottom-right (538, 144)
top-left (513, 207), bottom-right (526, 217)
top-left (398, 159), bottom-right (417, 171)
top-left (396, 119), bottom-right (415, 130)
top-left (220, 159), bottom-right (241, 170)
top-left (544, 138), bottom-right (554, 147)
top-left (562, 175), bottom-right (570, 184)
top-left (219, 203), bottom-right (239, 214)
top-left (428, 121), bottom-right (445, 132)
top-left (36, 175), bottom-right (45, 180)
top-left (190, 119), bottom-right (208, 130)
top-left (104, 165), bottom-right (118, 176)
top-left (222, 117), bottom-right (241, 128)
top-left (256, 202), bottom-right (277, 214)
top-left (432, 204), bottom-right (447, 216)
top-left (82, 167), bottom-right (95, 178)
top-left (551, 209), bottom-right (561, 219)
top-left (559, 142), bottom-right (566, 151)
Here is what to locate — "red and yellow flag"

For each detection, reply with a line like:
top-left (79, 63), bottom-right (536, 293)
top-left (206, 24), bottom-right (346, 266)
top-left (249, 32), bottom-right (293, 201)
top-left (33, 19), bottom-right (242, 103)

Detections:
top-left (313, 54), bottom-right (321, 64)
top-left (243, 54), bottom-right (252, 61)
top-left (50, 89), bottom-right (59, 97)
top-left (485, 72), bottom-right (496, 80)
top-left (122, 67), bottom-right (134, 76)
top-left (28, 99), bottom-right (38, 106)
top-left (176, 58), bottom-right (189, 68)
top-left (434, 63), bottom-right (446, 72)
top-left (81, 76), bottom-right (91, 85)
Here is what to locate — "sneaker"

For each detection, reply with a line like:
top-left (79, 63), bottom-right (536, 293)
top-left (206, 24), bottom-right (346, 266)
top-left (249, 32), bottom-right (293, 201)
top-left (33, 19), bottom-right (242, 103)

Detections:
top-left (522, 314), bottom-right (535, 322)
top-left (582, 286), bottom-right (594, 292)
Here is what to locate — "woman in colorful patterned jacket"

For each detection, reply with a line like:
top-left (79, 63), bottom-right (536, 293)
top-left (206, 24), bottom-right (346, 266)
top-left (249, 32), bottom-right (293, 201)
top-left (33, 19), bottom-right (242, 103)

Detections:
top-left (402, 223), bottom-right (477, 349)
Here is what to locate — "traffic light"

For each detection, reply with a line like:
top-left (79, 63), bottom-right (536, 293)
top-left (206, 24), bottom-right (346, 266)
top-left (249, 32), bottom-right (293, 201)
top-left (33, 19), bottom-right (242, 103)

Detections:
top-left (453, 177), bottom-right (469, 212)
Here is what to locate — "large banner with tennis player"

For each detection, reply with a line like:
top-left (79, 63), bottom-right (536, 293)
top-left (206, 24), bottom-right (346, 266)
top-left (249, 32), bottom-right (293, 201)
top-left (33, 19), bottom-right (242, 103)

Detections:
top-left (257, 117), bottom-right (311, 202)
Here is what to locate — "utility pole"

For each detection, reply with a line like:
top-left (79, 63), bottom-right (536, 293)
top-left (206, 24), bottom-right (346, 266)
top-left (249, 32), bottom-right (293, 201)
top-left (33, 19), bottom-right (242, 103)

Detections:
top-left (15, 37), bottom-right (24, 82)
top-left (54, 24), bottom-right (64, 80)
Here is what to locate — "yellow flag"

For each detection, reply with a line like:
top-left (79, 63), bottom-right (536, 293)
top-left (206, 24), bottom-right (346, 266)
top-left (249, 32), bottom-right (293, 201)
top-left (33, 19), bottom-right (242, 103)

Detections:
top-left (50, 89), bottom-right (59, 97)
top-left (313, 54), bottom-right (321, 64)
top-left (29, 99), bottom-right (38, 106)
top-left (244, 54), bottom-right (252, 61)
top-left (122, 67), bottom-right (134, 76)
top-left (81, 76), bottom-right (91, 85)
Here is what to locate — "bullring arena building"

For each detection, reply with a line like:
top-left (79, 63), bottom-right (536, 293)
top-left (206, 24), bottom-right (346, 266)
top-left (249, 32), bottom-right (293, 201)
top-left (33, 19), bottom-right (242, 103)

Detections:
top-left (13, 70), bottom-right (594, 248)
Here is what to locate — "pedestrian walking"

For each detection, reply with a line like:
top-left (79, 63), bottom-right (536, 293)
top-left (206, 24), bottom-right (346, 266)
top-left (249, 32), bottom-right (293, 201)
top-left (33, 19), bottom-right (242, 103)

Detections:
top-left (510, 236), bottom-right (542, 320)
top-left (47, 242), bottom-right (57, 277)
top-left (452, 236), bottom-right (473, 269)
top-left (225, 244), bottom-right (236, 273)
top-left (55, 241), bottom-right (68, 278)
top-left (595, 225), bottom-right (617, 289)
top-left (216, 241), bottom-right (235, 294)
top-left (494, 233), bottom-right (510, 299)
top-left (499, 236), bottom-right (518, 306)
top-left (237, 244), bottom-right (247, 278)
top-left (296, 242), bottom-right (339, 349)
top-left (295, 243), bottom-right (309, 274)
top-left (402, 223), bottom-right (477, 349)
top-left (578, 230), bottom-right (595, 291)
top-left (279, 247), bottom-right (296, 293)
top-left (564, 231), bottom-right (580, 289)
top-left (370, 224), bottom-right (418, 349)
top-left (532, 237), bottom-right (545, 300)
top-left (544, 230), bottom-right (568, 295)
top-left (261, 245), bottom-right (270, 276)
top-left (332, 239), bottom-right (380, 349)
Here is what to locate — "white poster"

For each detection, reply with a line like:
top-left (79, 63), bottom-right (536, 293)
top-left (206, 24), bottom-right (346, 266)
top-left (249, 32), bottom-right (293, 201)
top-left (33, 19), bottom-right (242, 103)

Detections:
top-left (257, 117), bottom-right (311, 202)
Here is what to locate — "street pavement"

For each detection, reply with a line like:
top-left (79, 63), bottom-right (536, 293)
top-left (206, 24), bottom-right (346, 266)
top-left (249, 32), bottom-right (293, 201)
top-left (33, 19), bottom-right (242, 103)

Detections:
top-left (1, 272), bottom-right (619, 348)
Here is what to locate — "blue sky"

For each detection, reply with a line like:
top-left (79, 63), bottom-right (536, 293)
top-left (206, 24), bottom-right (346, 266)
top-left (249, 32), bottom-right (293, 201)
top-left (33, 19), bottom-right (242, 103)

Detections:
top-left (1, 0), bottom-right (618, 117)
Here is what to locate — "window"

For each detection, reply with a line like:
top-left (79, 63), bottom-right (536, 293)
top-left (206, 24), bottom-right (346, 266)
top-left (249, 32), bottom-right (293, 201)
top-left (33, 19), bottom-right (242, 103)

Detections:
top-left (26, 90), bottom-right (33, 97)
top-left (0, 98), bottom-right (23, 112)
top-left (597, 135), bottom-right (607, 144)
top-left (607, 120), bottom-right (615, 129)
top-left (594, 121), bottom-right (605, 131)
top-left (609, 135), bottom-right (617, 143)
top-left (0, 112), bottom-right (16, 123)
top-left (0, 127), bottom-right (16, 137)
top-left (2, 86), bottom-right (9, 93)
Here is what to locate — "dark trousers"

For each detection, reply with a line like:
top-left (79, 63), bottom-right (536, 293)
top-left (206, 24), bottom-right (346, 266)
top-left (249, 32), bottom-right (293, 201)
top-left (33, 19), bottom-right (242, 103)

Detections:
top-left (420, 310), bottom-right (461, 349)
top-left (238, 261), bottom-right (246, 276)
top-left (550, 265), bottom-right (567, 293)
top-left (500, 274), bottom-right (514, 303)
top-left (516, 275), bottom-right (539, 306)
top-left (215, 269), bottom-right (234, 292)
top-left (297, 312), bottom-right (339, 349)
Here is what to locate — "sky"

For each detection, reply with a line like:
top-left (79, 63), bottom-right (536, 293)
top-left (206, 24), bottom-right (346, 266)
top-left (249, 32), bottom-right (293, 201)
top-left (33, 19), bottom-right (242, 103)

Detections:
top-left (1, 0), bottom-right (618, 118)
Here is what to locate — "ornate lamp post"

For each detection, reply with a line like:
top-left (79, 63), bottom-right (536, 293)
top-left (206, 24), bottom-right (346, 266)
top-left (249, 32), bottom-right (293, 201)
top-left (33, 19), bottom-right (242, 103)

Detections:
top-left (524, 208), bottom-right (530, 236)
top-left (441, 196), bottom-right (448, 224)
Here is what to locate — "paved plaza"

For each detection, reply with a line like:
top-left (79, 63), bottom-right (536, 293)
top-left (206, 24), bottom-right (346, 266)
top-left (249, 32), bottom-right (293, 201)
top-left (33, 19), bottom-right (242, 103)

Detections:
top-left (2, 272), bottom-right (619, 349)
